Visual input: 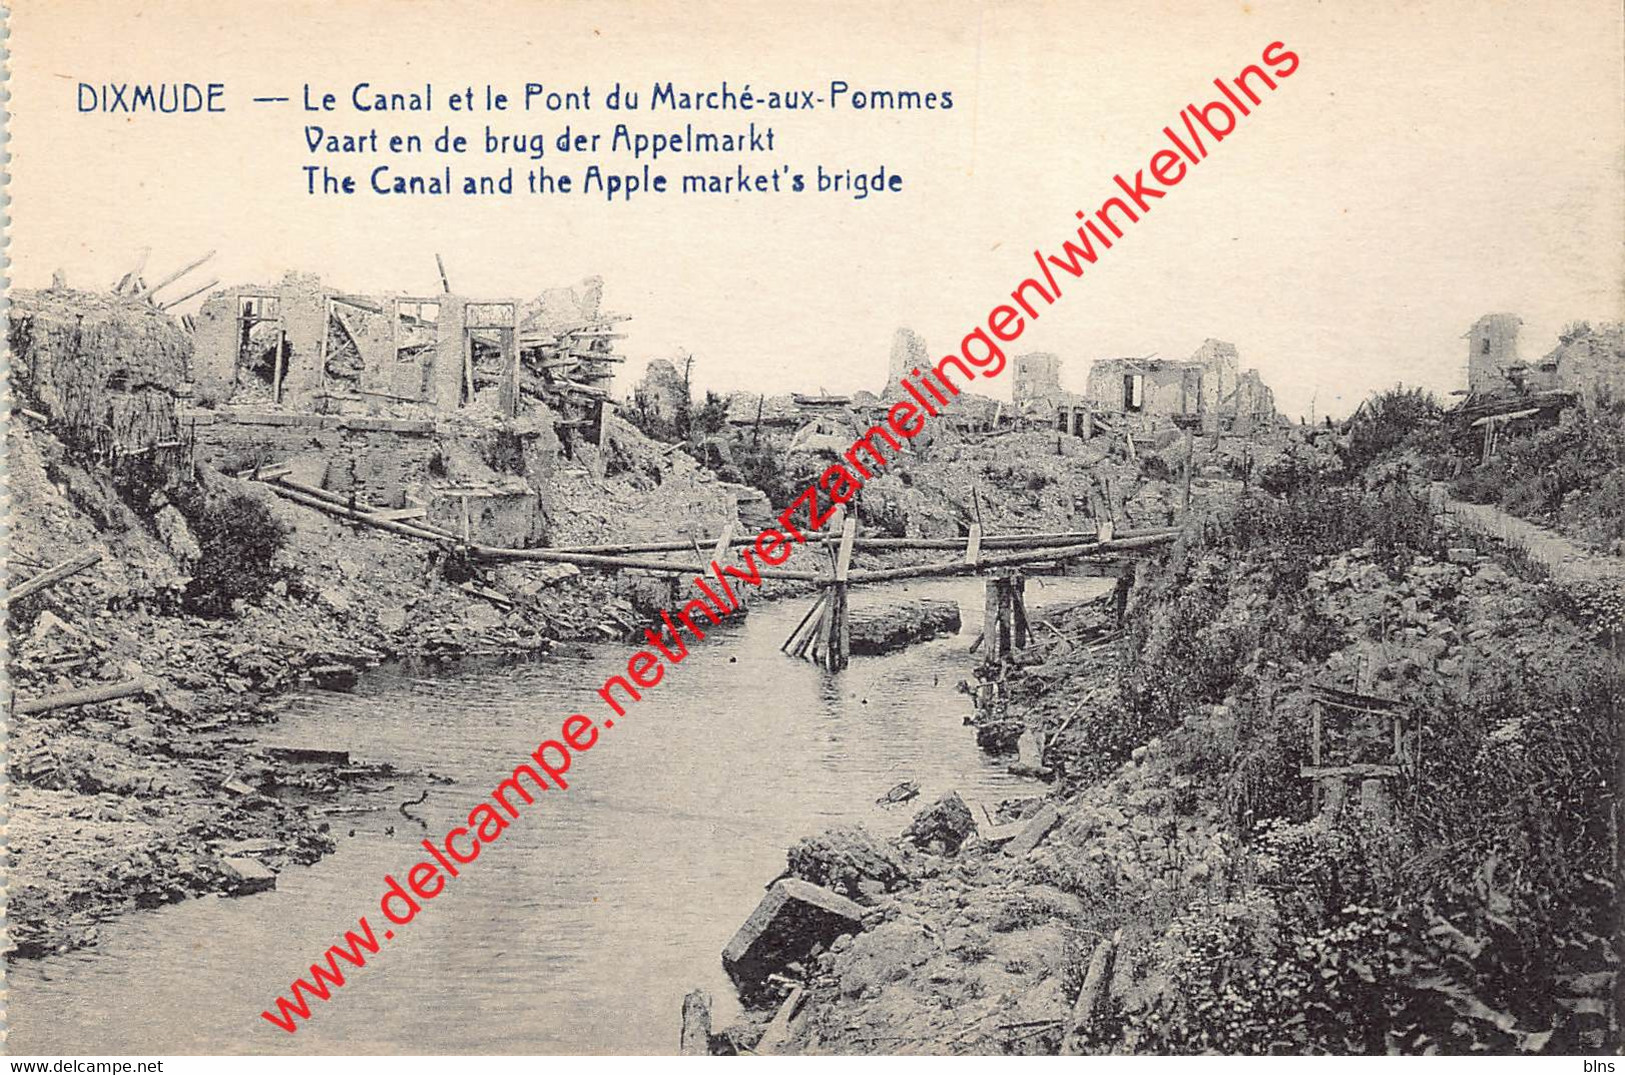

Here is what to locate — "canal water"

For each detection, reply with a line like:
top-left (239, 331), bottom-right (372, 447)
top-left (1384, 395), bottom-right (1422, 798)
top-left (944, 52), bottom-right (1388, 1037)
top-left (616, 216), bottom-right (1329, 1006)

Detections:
top-left (8, 576), bottom-right (1109, 1054)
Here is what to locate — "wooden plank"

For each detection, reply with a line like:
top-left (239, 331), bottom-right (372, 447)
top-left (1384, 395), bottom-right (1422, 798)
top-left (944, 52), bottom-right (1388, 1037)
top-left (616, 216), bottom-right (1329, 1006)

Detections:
top-left (11, 551), bottom-right (103, 603)
top-left (158, 278), bottom-right (219, 311)
top-left (782, 591), bottom-right (827, 654)
top-left (964, 523), bottom-right (983, 566)
top-left (835, 516), bottom-right (857, 582)
top-left (709, 523), bottom-right (736, 565)
top-left (369, 506), bottom-right (427, 522)
top-left (840, 533), bottom-right (1177, 586)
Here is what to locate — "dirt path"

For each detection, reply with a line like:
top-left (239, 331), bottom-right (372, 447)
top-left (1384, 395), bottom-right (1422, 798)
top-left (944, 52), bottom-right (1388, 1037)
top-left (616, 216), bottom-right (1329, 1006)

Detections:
top-left (1437, 487), bottom-right (1625, 589)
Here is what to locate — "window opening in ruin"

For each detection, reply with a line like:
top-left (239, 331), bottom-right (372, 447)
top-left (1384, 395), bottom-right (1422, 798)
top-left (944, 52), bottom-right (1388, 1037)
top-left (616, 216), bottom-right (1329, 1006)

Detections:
top-left (395, 299), bottom-right (440, 401)
top-left (321, 298), bottom-right (369, 396)
top-left (463, 302), bottom-right (519, 415)
top-left (1481, 337), bottom-right (1491, 355)
top-left (1123, 372), bottom-right (1145, 412)
top-left (236, 295), bottom-right (287, 404)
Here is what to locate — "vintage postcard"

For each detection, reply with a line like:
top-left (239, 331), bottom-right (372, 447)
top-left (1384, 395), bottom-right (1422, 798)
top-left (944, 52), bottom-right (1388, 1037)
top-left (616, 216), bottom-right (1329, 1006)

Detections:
top-left (3, 0), bottom-right (1623, 1063)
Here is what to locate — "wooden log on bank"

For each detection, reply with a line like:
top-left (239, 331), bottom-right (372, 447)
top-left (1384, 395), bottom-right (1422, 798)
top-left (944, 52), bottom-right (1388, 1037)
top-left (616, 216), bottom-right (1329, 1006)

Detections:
top-left (14, 678), bottom-right (151, 715)
top-left (261, 482), bottom-right (458, 545)
top-left (272, 477), bottom-right (462, 539)
top-left (11, 551), bottom-right (103, 603)
top-left (261, 478), bottom-right (820, 579)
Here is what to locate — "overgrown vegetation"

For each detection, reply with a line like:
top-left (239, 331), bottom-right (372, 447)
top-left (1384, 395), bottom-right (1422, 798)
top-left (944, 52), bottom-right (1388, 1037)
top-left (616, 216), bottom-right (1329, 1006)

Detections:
top-left (1450, 398), bottom-right (1625, 553)
top-left (1096, 404), bottom-right (1620, 1054)
top-left (175, 487), bottom-right (289, 617)
top-left (1340, 384), bottom-right (1625, 553)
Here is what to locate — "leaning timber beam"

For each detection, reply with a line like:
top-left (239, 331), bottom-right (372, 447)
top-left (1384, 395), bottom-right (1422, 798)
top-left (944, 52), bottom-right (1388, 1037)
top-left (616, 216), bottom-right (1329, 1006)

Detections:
top-left (839, 533), bottom-right (1176, 587)
top-left (470, 544), bottom-right (819, 581)
top-left (15, 679), bottom-right (152, 715)
top-left (159, 277), bottom-right (220, 311)
top-left (260, 479), bottom-right (816, 577)
top-left (260, 483), bottom-right (458, 545)
top-left (137, 250), bottom-right (217, 301)
top-left (269, 477), bottom-right (461, 540)
top-left (11, 551), bottom-right (103, 603)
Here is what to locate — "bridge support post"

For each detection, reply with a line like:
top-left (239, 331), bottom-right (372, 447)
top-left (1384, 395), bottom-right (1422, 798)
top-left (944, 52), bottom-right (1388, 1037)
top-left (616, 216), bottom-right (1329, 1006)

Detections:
top-left (783, 510), bottom-right (856, 671)
top-left (980, 569), bottom-right (1030, 671)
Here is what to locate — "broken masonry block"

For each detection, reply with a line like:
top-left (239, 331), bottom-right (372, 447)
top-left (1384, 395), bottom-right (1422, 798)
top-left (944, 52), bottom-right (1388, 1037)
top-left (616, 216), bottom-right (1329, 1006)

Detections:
top-left (221, 856), bottom-right (277, 896)
top-left (1447, 546), bottom-right (1479, 565)
top-left (722, 879), bottom-right (866, 1002)
top-left (309, 664), bottom-right (361, 692)
top-left (902, 792), bottom-right (977, 856)
top-left (1003, 803), bottom-right (1061, 857)
top-left (680, 989), bottom-right (714, 1055)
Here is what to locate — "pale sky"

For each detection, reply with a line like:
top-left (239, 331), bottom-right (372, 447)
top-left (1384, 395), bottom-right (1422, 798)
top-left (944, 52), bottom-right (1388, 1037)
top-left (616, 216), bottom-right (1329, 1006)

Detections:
top-left (9, 0), bottom-right (1624, 419)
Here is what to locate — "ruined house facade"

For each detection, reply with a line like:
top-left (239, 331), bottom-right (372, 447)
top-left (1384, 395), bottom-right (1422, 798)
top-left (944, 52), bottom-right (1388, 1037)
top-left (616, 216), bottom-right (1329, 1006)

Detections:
top-left (1083, 338), bottom-right (1275, 429)
top-left (189, 272), bottom-right (621, 420)
top-left (177, 272), bottom-right (627, 548)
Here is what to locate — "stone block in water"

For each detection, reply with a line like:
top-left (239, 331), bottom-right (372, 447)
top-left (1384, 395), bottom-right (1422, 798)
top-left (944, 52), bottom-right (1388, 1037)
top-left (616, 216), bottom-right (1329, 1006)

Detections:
top-left (221, 856), bottom-right (277, 895)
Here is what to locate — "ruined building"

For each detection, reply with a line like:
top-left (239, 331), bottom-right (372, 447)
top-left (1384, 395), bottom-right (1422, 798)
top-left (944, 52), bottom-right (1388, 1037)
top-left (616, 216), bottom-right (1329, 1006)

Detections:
top-left (1083, 338), bottom-right (1276, 430)
top-left (1465, 313), bottom-right (1524, 395)
top-left (190, 272), bottom-right (622, 419)
top-left (1462, 313), bottom-right (1625, 402)
top-left (1013, 353), bottom-right (1062, 403)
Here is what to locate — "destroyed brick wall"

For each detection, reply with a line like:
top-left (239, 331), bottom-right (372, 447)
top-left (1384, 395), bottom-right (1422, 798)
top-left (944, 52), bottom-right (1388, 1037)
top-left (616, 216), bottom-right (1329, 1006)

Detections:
top-left (886, 328), bottom-right (929, 397)
top-left (1084, 358), bottom-right (1198, 417)
top-left (8, 288), bottom-right (187, 456)
top-left (1013, 353), bottom-right (1062, 404)
top-left (1230, 369), bottom-right (1277, 420)
top-left (423, 483), bottom-right (541, 547)
top-left (186, 412), bottom-right (438, 508)
top-left (1465, 313), bottom-right (1523, 395)
top-left (334, 425), bottom-right (440, 508)
top-left (191, 276), bottom-right (535, 418)
top-left (1540, 322), bottom-right (1625, 402)
top-left (191, 275), bottom-right (330, 408)
top-left (1189, 338), bottom-right (1239, 412)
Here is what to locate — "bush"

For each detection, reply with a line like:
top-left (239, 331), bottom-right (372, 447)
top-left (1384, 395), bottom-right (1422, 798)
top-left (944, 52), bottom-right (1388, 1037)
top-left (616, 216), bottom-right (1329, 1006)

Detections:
top-left (1339, 386), bottom-right (1447, 474)
top-left (177, 489), bottom-right (289, 617)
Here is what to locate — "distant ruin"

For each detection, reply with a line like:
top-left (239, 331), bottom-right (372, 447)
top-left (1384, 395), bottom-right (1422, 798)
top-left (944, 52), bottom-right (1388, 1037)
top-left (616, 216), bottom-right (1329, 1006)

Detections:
top-left (1463, 312), bottom-right (1625, 402)
top-left (1082, 339), bottom-right (1276, 431)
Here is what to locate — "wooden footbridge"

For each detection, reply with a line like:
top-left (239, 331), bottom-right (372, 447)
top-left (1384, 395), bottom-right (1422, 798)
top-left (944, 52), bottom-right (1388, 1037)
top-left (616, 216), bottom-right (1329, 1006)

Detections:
top-left (248, 467), bottom-right (1181, 672)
